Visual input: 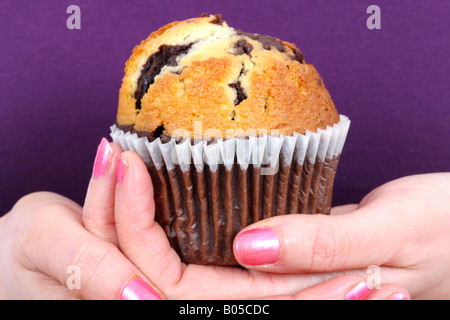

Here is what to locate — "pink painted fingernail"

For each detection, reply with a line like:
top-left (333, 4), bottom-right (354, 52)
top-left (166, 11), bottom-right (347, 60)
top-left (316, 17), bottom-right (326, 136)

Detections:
top-left (234, 227), bottom-right (280, 265)
top-left (116, 156), bottom-right (128, 184)
top-left (345, 282), bottom-right (372, 300)
top-left (388, 293), bottom-right (409, 300)
top-left (120, 276), bottom-right (163, 300)
top-left (92, 138), bottom-right (113, 179)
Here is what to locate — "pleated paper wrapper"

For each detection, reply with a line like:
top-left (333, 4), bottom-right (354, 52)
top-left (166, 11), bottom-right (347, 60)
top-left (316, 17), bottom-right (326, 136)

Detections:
top-left (110, 115), bottom-right (350, 265)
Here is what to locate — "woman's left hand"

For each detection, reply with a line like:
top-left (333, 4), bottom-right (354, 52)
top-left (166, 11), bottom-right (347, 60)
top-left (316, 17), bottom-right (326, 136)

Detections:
top-left (232, 173), bottom-right (450, 300)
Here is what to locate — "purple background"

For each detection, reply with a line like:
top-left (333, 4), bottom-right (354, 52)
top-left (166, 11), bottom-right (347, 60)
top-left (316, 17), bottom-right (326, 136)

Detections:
top-left (1, 0), bottom-right (449, 215)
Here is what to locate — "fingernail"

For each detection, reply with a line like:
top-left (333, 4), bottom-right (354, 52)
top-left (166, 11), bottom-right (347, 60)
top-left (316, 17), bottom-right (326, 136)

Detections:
top-left (388, 292), bottom-right (409, 300)
top-left (120, 276), bottom-right (163, 300)
top-left (92, 138), bottom-right (113, 179)
top-left (345, 282), bottom-right (372, 300)
top-left (116, 156), bottom-right (128, 184)
top-left (234, 227), bottom-right (280, 265)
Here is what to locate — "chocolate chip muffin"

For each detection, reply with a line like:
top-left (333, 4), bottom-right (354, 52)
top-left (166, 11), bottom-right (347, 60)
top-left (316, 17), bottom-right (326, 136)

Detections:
top-left (117, 14), bottom-right (339, 140)
top-left (111, 14), bottom-right (350, 265)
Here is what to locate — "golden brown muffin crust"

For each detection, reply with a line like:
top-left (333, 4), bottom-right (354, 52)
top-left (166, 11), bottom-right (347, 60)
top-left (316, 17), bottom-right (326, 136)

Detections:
top-left (117, 14), bottom-right (339, 138)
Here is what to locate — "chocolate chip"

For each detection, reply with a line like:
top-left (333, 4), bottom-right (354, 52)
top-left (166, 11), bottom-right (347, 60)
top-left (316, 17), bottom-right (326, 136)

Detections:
top-left (210, 14), bottom-right (224, 25)
top-left (229, 81), bottom-right (247, 106)
top-left (172, 69), bottom-right (183, 75)
top-left (229, 65), bottom-right (247, 106)
top-left (153, 124), bottom-right (165, 138)
top-left (134, 43), bottom-right (194, 110)
top-left (236, 30), bottom-right (286, 53)
top-left (233, 39), bottom-right (253, 55)
top-left (291, 47), bottom-right (305, 64)
top-left (200, 13), bottom-right (225, 25)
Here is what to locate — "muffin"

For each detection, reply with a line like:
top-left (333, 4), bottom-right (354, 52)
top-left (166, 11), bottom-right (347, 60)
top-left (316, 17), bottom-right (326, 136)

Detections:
top-left (111, 14), bottom-right (350, 265)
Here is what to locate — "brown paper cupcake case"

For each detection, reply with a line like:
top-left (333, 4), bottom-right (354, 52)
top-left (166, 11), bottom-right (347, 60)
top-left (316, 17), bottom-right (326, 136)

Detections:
top-left (110, 115), bottom-right (350, 265)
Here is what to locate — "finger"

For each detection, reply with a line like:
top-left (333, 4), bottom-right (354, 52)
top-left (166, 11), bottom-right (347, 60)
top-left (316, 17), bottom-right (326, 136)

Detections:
top-left (366, 284), bottom-right (410, 300)
top-left (261, 275), bottom-right (373, 300)
top-left (233, 204), bottom-right (408, 273)
top-left (83, 138), bottom-right (123, 245)
top-left (14, 192), bottom-right (163, 300)
top-left (114, 152), bottom-right (183, 291)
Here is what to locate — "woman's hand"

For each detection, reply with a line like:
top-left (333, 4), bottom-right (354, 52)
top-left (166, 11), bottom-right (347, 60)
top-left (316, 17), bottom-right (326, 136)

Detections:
top-left (82, 138), bottom-right (409, 300)
top-left (0, 191), bottom-right (163, 299)
top-left (233, 173), bottom-right (450, 299)
top-left (0, 140), bottom-right (163, 300)
top-left (0, 191), bottom-right (400, 300)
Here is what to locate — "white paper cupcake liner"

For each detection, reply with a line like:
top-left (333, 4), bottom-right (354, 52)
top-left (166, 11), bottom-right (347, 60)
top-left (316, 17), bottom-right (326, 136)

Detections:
top-left (110, 115), bottom-right (350, 265)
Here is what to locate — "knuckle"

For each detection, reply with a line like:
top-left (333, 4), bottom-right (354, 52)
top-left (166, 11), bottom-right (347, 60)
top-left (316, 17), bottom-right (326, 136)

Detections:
top-left (307, 216), bottom-right (351, 272)
top-left (25, 200), bottom-right (79, 239)
top-left (70, 238), bottom-right (114, 270)
top-left (8, 193), bottom-right (81, 265)
top-left (12, 192), bottom-right (55, 214)
top-left (12, 192), bottom-right (79, 224)
top-left (68, 238), bottom-right (118, 299)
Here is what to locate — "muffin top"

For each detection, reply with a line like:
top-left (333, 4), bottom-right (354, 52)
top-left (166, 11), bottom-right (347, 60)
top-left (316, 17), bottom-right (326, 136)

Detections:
top-left (117, 14), bottom-right (339, 139)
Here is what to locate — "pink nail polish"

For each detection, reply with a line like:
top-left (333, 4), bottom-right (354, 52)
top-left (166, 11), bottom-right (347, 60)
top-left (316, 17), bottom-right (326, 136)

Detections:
top-left (388, 293), bottom-right (409, 300)
top-left (234, 227), bottom-right (280, 265)
top-left (116, 156), bottom-right (127, 183)
top-left (120, 276), bottom-right (163, 300)
top-left (93, 138), bottom-right (113, 179)
top-left (345, 282), bottom-right (372, 300)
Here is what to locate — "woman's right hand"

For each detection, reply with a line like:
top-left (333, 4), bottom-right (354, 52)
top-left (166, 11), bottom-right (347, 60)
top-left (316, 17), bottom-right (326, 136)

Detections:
top-left (0, 141), bottom-right (163, 300)
top-left (0, 191), bottom-right (164, 299)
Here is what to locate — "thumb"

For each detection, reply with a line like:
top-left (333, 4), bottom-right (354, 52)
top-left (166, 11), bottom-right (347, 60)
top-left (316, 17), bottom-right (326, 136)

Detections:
top-left (233, 205), bottom-right (403, 273)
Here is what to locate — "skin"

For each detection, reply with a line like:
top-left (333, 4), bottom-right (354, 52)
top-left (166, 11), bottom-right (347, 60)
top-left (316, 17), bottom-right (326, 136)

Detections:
top-left (235, 173), bottom-right (450, 299)
top-left (0, 140), bottom-right (421, 300)
top-left (0, 191), bottom-right (162, 299)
